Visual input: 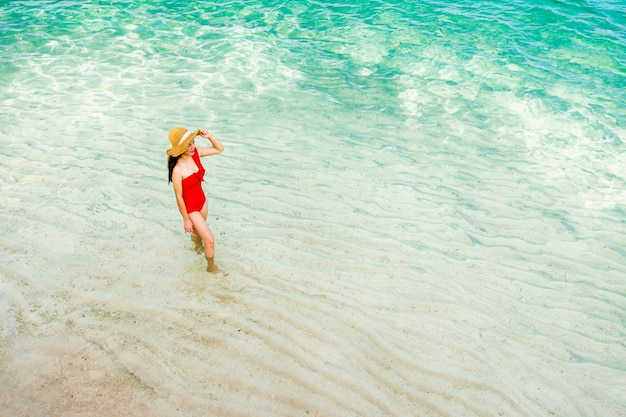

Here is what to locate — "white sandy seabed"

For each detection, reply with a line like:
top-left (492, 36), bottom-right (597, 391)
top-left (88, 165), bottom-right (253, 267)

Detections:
top-left (1, 41), bottom-right (626, 417)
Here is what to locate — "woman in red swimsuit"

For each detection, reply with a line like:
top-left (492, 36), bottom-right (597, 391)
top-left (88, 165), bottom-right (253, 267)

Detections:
top-left (167, 126), bottom-right (224, 273)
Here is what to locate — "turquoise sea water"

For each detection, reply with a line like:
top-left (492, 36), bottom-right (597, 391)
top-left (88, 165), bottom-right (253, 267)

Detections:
top-left (1, 1), bottom-right (625, 416)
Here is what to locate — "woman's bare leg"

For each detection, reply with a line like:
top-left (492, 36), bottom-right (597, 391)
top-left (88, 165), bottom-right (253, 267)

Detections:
top-left (189, 203), bottom-right (220, 273)
top-left (191, 233), bottom-right (203, 254)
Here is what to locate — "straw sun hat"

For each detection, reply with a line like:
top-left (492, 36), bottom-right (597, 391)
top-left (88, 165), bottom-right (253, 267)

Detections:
top-left (166, 127), bottom-right (200, 157)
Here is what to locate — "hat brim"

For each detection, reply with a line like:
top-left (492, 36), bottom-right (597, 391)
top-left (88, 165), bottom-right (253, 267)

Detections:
top-left (166, 129), bottom-right (200, 157)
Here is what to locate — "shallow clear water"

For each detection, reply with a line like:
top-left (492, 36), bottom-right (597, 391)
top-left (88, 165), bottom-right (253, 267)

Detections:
top-left (1, 1), bottom-right (625, 416)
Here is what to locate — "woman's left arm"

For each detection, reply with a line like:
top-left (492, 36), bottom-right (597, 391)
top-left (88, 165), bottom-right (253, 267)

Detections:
top-left (197, 129), bottom-right (224, 157)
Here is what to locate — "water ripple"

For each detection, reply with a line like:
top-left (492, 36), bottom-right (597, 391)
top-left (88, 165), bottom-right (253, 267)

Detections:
top-left (1, 0), bottom-right (625, 416)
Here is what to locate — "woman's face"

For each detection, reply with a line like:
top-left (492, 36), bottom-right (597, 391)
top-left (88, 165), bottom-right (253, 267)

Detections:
top-left (185, 140), bottom-right (196, 156)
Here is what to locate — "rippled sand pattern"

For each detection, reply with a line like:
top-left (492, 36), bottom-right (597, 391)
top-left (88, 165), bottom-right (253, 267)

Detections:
top-left (1, 1), bottom-right (625, 416)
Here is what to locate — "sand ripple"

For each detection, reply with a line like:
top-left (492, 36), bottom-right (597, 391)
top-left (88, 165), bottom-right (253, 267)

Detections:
top-left (2, 0), bottom-right (626, 416)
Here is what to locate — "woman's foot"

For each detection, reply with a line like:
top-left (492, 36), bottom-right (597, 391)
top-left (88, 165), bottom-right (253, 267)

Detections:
top-left (206, 257), bottom-right (225, 275)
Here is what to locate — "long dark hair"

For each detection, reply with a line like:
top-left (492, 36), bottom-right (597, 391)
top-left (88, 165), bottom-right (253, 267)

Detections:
top-left (168, 155), bottom-right (179, 183)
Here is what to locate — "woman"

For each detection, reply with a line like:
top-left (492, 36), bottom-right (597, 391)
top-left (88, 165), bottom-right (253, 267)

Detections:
top-left (167, 126), bottom-right (224, 273)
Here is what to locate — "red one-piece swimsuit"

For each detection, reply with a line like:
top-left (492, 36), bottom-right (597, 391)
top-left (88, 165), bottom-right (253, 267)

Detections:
top-left (182, 151), bottom-right (206, 213)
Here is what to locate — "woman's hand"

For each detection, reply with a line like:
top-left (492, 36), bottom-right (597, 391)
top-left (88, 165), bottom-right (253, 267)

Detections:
top-left (197, 128), bottom-right (224, 154)
top-left (184, 219), bottom-right (194, 233)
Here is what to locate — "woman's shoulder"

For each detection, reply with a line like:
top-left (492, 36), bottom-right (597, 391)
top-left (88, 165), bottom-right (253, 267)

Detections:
top-left (171, 160), bottom-right (185, 180)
